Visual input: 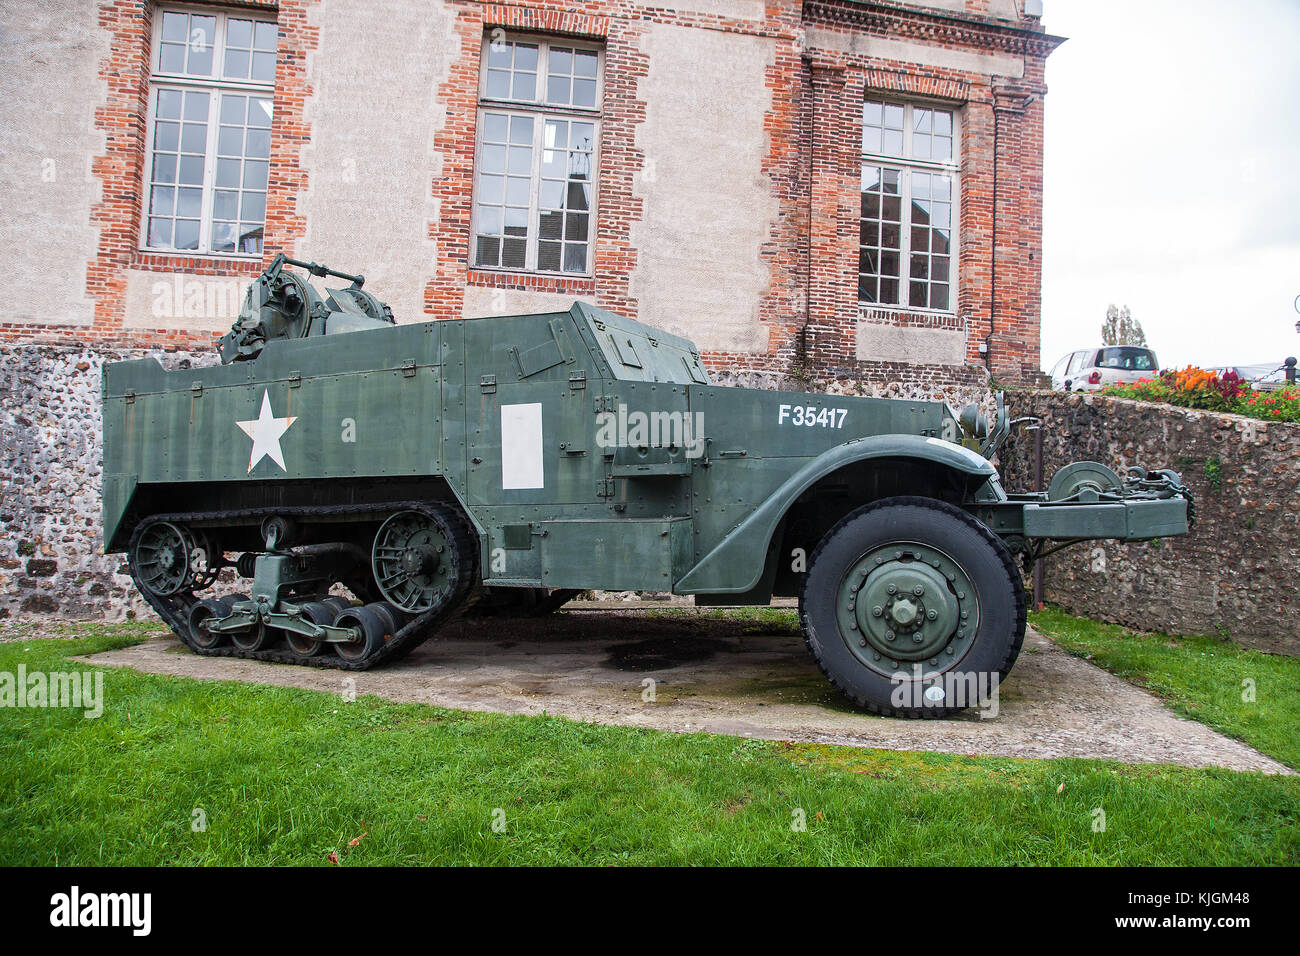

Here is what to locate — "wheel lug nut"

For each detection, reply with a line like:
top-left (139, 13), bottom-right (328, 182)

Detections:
top-left (913, 585), bottom-right (924, 596)
top-left (859, 639), bottom-right (866, 647)
top-left (872, 605), bottom-right (883, 617)
top-left (886, 584), bottom-right (897, 594)
top-left (927, 609), bottom-right (938, 621)
top-left (912, 635), bottom-right (922, 643)
top-left (885, 630), bottom-right (895, 641)
top-left (961, 611), bottom-right (968, 619)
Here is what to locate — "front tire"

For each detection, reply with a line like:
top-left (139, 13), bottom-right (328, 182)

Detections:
top-left (799, 496), bottom-right (1025, 718)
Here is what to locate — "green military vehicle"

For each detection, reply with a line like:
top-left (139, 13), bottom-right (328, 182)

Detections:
top-left (102, 256), bottom-right (1191, 716)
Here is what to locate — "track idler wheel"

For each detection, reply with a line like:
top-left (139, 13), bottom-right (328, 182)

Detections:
top-left (333, 602), bottom-right (401, 663)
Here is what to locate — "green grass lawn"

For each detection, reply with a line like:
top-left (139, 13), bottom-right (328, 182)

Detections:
top-left (0, 624), bottom-right (1297, 866)
top-left (1030, 608), bottom-right (1300, 771)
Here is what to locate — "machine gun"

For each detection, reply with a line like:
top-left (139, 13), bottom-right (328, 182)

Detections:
top-left (218, 254), bottom-right (395, 363)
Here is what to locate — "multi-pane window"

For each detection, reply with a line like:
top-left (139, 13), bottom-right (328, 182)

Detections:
top-left (859, 99), bottom-right (958, 312)
top-left (143, 8), bottom-right (276, 256)
top-left (472, 35), bottom-right (600, 275)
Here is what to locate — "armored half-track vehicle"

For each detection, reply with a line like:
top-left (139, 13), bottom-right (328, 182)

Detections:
top-left (102, 255), bottom-right (1191, 716)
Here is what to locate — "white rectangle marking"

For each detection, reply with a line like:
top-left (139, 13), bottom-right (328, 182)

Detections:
top-left (501, 403), bottom-right (544, 490)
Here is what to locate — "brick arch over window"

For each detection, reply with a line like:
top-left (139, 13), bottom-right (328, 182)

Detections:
top-left (861, 69), bottom-right (970, 104)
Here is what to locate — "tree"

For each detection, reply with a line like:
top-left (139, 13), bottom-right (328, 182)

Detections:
top-left (1100, 304), bottom-right (1148, 347)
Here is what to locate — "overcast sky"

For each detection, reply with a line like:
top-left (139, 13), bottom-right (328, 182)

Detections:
top-left (1039, 0), bottom-right (1300, 371)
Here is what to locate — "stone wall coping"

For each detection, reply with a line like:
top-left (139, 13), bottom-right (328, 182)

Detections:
top-left (1005, 387), bottom-right (1300, 434)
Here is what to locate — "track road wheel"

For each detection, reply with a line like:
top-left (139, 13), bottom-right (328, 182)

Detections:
top-left (286, 601), bottom-right (334, 658)
top-left (188, 599), bottom-right (231, 650)
top-left (320, 596), bottom-right (353, 618)
top-left (232, 612), bottom-right (276, 652)
top-left (799, 496), bottom-right (1025, 718)
top-left (333, 603), bottom-right (396, 664)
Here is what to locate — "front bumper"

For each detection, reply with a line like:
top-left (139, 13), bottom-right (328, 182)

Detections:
top-left (975, 467), bottom-right (1193, 543)
top-left (1019, 495), bottom-right (1188, 541)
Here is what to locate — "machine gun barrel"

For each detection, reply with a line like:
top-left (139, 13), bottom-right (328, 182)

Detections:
top-left (277, 255), bottom-right (365, 288)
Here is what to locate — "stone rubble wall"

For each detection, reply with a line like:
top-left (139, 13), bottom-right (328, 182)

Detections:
top-left (999, 390), bottom-right (1300, 655)
top-left (713, 361), bottom-right (994, 411)
top-left (0, 345), bottom-right (216, 619)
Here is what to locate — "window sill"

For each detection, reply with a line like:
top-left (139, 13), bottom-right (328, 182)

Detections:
top-left (466, 267), bottom-right (595, 296)
top-left (130, 250), bottom-right (267, 275)
top-left (858, 305), bottom-right (964, 329)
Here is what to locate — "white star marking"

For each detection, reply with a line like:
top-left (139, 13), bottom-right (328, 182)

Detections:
top-left (235, 390), bottom-right (298, 473)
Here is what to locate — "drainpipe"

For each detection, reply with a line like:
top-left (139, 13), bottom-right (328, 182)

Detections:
top-left (987, 86), bottom-right (1042, 376)
top-left (986, 101), bottom-right (999, 372)
top-left (799, 53), bottom-right (816, 371)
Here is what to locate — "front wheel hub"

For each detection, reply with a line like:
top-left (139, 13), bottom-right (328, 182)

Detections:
top-left (837, 542), bottom-right (978, 676)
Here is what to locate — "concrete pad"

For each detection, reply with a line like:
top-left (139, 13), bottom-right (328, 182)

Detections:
top-left (81, 608), bottom-right (1290, 774)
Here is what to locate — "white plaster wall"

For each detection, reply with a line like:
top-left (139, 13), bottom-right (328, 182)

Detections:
top-left (462, 286), bottom-right (580, 319)
top-left (297, 0), bottom-right (459, 325)
top-left (0, 1), bottom-right (107, 326)
top-left (663, 0), bottom-right (765, 21)
top-left (629, 24), bottom-right (777, 354)
top-left (805, 26), bottom-right (1025, 79)
top-left (856, 322), bottom-right (968, 366)
top-left (122, 270), bottom-right (249, 331)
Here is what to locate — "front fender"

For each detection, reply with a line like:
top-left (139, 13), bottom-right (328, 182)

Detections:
top-left (675, 435), bottom-right (996, 594)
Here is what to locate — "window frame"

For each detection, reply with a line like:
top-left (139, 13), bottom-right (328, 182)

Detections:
top-left (470, 32), bottom-right (603, 278)
top-left (858, 97), bottom-right (961, 315)
top-left (138, 5), bottom-right (278, 259)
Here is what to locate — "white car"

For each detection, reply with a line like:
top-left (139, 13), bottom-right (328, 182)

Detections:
top-left (1049, 346), bottom-right (1160, 392)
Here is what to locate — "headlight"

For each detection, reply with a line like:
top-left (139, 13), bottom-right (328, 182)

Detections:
top-left (958, 403), bottom-right (988, 441)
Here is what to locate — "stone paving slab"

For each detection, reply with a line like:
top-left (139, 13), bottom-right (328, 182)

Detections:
top-left (80, 608), bottom-right (1291, 774)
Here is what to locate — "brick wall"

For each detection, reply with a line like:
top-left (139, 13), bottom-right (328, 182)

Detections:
top-left (2, 0), bottom-right (1059, 392)
top-left (1001, 391), bottom-right (1300, 655)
